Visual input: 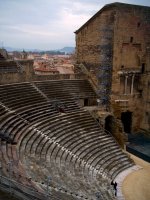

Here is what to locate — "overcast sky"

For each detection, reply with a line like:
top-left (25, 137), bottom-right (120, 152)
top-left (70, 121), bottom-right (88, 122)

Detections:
top-left (0, 0), bottom-right (150, 50)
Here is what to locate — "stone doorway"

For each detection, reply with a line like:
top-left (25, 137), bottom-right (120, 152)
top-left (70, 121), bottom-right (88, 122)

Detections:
top-left (104, 115), bottom-right (115, 134)
top-left (84, 98), bottom-right (88, 106)
top-left (121, 111), bottom-right (132, 133)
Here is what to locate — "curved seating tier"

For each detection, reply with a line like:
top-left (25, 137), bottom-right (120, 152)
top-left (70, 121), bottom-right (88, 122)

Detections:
top-left (34, 79), bottom-right (97, 100)
top-left (17, 108), bottom-right (133, 198)
top-left (0, 80), bottom-right (134, 200)
top-left (0, 83), bottom-right (47, 110)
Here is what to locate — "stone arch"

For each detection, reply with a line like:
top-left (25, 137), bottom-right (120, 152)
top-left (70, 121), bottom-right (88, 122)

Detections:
top-left (104, 115), bottom-right (116, 134)
top-left (121, 111), bottom-right (132, 133)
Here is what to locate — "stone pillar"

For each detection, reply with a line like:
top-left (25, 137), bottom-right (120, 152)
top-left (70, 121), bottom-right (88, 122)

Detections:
top-left (131, 74), bottom-right (135, 95)
top-left (124, 75), bottom-right (128, 94)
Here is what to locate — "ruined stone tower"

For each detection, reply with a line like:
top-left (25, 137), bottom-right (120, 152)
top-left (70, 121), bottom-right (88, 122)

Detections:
top-left (75, 2), bottom-right (150, 133)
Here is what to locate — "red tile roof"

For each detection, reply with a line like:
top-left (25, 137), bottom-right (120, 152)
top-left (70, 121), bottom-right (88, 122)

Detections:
top-left (34, 67), bottom-right (59, 72)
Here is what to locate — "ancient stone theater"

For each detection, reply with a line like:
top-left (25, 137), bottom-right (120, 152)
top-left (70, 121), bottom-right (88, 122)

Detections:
top-left (0, 2), bottom-right (150, 200)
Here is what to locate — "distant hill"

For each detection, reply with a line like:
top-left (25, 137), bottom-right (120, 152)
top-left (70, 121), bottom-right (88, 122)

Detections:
top-left (4, 47), bottom-right (22, 52)
top-left (59, 47), bottom-right (75, 54)
top-left (4, 46), bottom-right (75, 54)
top-left (4, 47), bottom-right (42, 52)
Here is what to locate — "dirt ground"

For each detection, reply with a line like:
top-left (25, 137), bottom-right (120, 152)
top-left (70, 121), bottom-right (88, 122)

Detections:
top-left (122, 154), bottom-right (150, 200)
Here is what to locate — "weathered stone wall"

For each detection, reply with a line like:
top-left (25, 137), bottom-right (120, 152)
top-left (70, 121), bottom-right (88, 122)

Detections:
top-left (33, 73), bottom-right (86, 81)
top-left (111, 5), bottom-right (150, 132)
top-left (75, 8), bottom-right (115, 73)
top-left (140, 73), bottom-right (150, 130)
top-left (0, 59), bottom-right (87, 85)
top-left (0, 60), bottom-right (34, 84)
top-left (75, 8), bottom-right (116, 106)
top-left (75, 3), bottom-right (150, 132)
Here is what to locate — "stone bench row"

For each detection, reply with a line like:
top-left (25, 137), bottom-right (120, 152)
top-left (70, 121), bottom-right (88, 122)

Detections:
top-left (34, 80), bottom-right (97, 98)
top-left (18, 109), bottom-right (131, 181)
top-left (0, 101), bottom-right (80, 142)
top-left (12, 108), bottom-right (112, 197)
top-left (0, 88), bottom-right (131, 200)
top-left (0, 103), bottom-right (134, 184)
top-left (0, 140), bottom-right (35, 187)
top-left (0, 84), bottom-right (46, 110)
top-left (0, 140), bottom-right (78, 200)
top-left (19, 132), bottom-right (115, 199)
top-left (0, 82), bottom-right (83, 111)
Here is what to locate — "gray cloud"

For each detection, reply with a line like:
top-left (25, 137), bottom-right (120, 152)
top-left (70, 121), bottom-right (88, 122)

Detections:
top-left (0, 0), bottom-right (150, 49)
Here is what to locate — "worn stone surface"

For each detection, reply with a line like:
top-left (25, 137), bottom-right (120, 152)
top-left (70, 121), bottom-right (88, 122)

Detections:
top-left (75, 2), bottom-right (150, 133)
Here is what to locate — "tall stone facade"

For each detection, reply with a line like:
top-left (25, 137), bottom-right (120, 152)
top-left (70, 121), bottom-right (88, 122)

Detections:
top-left (75, 2), bottom-right (150, 133)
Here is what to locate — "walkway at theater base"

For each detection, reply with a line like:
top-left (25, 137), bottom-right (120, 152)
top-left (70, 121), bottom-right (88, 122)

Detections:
top-left (122, 154), bottom-right (150, 200)
top-left (126, 133), bottom-right (150, 163)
